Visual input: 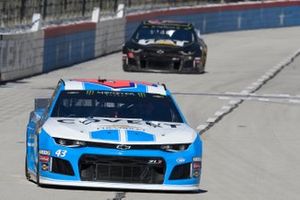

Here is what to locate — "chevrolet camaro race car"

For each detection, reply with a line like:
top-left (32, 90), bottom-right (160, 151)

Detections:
top-left (123, 20), bottom-right (207, 73)
top-left (25, 79), bottom-right (202, 191)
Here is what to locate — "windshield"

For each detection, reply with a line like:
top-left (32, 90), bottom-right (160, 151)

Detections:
top-left (133, 24), bottom-right (195, 45)
top-left (51, 90), bottom-right (183, 123)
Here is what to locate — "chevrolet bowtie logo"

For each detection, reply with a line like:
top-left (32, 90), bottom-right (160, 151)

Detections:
top-left (156, 49), bottom-right (164, 54)
top-left (116, 144), bottom-right (131, 150)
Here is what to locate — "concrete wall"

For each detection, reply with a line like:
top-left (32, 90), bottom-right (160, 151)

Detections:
top-left (95, 17), bottom-right (125, 57)
top-left (0, 31), bottom-right (44, 81)
top-left (0, 16), bottom-right (125, 82)
top-left (125, 1), bottom-right (300, 40)
top-left (43, 23), bottom-right (96, 73)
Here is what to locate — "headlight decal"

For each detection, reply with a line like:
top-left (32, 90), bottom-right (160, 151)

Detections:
top-left (160, 143), bottom-right (190, 152)
top-left (54, 138), bottom-right (86, 148)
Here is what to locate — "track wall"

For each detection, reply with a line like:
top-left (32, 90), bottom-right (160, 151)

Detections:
top-left (126, 1), bottom-right (300, 39)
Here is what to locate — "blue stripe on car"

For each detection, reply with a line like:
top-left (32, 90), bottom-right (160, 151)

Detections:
top-left (126, 130), bottom-right (155, 142)
top-left (90, 130), bottom-right (120, 141)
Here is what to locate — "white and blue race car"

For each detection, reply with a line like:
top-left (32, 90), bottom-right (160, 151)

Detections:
top-left (25, 79), bottom-right (202, 191)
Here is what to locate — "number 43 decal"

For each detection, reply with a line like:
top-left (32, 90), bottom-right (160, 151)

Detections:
top-left (55, 149), bottom-right (67, 158)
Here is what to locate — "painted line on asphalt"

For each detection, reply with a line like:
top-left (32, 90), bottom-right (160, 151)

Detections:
top-left (221, 96), bottom-right (300, 104)
top-left (174, 92), bottom-right (300, 100)
top-left (196, 48), bottom-right (300, 134)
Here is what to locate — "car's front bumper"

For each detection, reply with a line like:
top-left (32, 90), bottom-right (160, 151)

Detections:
top-left (123, 51), bottom-right (202, 73)
top-left (38, 130), bottom-right (202, 191)
top-left (39, 178), bottom-right (200, 191)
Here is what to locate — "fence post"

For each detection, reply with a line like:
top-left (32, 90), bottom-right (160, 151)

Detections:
top-left (43, 0), bottom-right (48, 20)
top-left (20, 0), bottom-right (27, 23)
top-left (92, 7), bottom-right (100, 23)
top-left (82, 0), bottom-right (86, 16)
top-left (31, 13), bottom-right (42, 31)
top-left (116, 4), bottom-right (125, 18)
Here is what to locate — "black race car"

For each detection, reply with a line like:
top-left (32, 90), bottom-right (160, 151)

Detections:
top-left (123, 20), bottom-right (207, 73)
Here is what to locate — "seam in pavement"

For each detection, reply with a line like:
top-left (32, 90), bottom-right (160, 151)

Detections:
top-left (197, 48), bottom-right (300, 135)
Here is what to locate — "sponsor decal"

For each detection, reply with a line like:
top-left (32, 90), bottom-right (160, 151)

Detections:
top-left (101, 125), bottom-right (144, 131)
top-left (103, 119), bottom-right (121, 123)
top-left (39, 155), bottom-right (50, 162)
top-left (39, 150), bottom-right (50, 156)
top-left (193, 157), bottom-right (202, 162)
top-left (145, 121), bottom-right (161, 128)
top-left (193, 162), bottom-right (201, 169)
top-left (41, 163), bottom-right (49, 171)
top-left (79, 118), bottom-right (100, 125)
top-left (55, 149), bottom-right (67, 158)
top-left (193, 170), bottom-right (200, 177)
top-left (148, 159), bottom-right (163, 165)
top-left (156, 40), bottom-right (175, 46)
top-left (176, 157), bottom-right (186, 164)
top-left (57, 119), bottom-right (75, 124)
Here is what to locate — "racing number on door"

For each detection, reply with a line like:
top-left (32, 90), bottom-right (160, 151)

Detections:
top-left (55, 149), bottom-right (67, 158)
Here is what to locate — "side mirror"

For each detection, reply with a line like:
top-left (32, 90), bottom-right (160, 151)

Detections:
top-left (35, 98), bottom-right (51, 111)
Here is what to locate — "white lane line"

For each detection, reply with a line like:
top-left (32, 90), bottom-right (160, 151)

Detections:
top-left (219, 95), bottom-right (300, 104)
top-left (229, 99), bottom-right (242, 105)
top-left (206, 117), bottom-right (218, 123)
top-left (246, 86), bottom-right (256, 92)
top-left (221, 105), bottom-right (232, 111)
top-left (289, 99), bottom-right (300, 103)
top-left (241, 90), bottom-right (250, 94)
top-left (261, 75), bottom-right (270, 79)
top-left (197, 124), bottom-right (209, 131)
top-left (258, 98), bottom-right (269, 102)
top-left (219, 96), bottom-right (230, 100)
top-left (278, 94), bottom-right (291, 97)
top-left (214, 111), bottom-right (225, 117)
top-left (197, 47), bottom-right (300, 134)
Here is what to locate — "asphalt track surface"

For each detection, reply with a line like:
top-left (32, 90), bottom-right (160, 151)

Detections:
top-left (1, 26), bottom-right (300, 200)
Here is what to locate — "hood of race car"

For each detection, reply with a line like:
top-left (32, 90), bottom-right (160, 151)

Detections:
top-left (43, 117), bottom-right (197, 144)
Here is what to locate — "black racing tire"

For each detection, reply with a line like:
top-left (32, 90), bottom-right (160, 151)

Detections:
top-left (36, 135), bottom-right (40, 185)
top-left (25, 155), bottom-right (30, 181)
top-left (25, 132), bottom-right (30, 181)
top-left (36, 161), bottom-right (40, 185)
top-left (123, 64), bottom-right (132, 72)
top-left (196, 64), bottom-right (205, 74)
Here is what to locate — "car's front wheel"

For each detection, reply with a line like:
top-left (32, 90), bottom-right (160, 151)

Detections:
top-left (25, 156), bottom-right (30, 180)
top-left (193, 60), bottom-right (205, 74)
top-left (36, 136), bottom-right (40, 185)
top-left (123, 64), bottom-right (131, 72)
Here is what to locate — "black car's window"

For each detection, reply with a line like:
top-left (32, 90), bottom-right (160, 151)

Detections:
top-left (51, 90), bottom-right (183, 123)
top-left (133, 24), bottom-right (195, 45)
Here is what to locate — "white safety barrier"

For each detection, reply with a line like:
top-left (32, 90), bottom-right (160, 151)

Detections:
top-left (95, 17), bottom-right (125, 57)
top-left (0, 30), bottom-right (44, 81)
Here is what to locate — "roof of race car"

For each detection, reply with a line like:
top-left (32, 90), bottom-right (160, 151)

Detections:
top-left (62, 79), bottom-right (168, 95)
